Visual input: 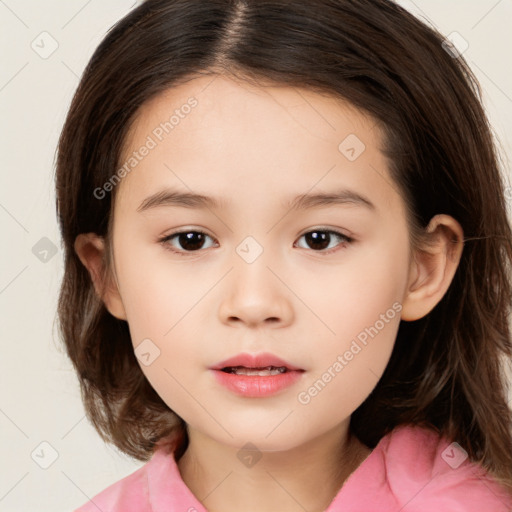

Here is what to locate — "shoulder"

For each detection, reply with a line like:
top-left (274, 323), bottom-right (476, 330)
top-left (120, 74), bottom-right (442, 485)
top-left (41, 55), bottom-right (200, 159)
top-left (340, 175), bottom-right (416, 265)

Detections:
top-left (72, 451), bottom-right (162, 512)
top-left (72, 444), bottom-right (200, 512)
top-left (377, 424), bottom-right (512, 511)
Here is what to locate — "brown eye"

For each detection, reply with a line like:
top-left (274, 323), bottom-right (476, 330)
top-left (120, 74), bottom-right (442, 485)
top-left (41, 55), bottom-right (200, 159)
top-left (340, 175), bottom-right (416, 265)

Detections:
top-left (296, 229), bottom-right (352, 253)
top-left (160, 230), bottom-right (216, 254)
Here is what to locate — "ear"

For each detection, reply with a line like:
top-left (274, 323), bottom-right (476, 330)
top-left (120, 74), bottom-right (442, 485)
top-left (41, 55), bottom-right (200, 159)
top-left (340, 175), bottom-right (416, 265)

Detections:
top-left (74, 233), bottom-right (127, 320)
top-left (401, 214), bottom-right (464, 321)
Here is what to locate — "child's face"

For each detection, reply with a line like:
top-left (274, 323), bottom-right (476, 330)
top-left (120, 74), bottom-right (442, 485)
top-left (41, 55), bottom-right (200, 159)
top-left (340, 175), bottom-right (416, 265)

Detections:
top-left (109, 74), bottom-right (415, 451)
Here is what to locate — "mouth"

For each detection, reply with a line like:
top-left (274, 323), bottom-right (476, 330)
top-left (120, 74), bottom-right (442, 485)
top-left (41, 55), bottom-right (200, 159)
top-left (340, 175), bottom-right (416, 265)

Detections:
top-left (220, 366), bottom-right (290, 376)
top-left (211, 352), bottom-right (304, 374)
top-left (211, 359), bottom-right (305, 397)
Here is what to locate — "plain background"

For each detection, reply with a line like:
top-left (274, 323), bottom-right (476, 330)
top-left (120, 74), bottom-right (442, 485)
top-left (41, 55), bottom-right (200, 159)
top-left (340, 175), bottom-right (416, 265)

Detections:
top-left (1, 1), bottom-right (511, 511)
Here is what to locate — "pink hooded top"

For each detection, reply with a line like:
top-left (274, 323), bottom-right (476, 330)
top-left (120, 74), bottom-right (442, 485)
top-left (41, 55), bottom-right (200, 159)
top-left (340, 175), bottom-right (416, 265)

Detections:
top-left (74, 424), bottom-right (512, 511)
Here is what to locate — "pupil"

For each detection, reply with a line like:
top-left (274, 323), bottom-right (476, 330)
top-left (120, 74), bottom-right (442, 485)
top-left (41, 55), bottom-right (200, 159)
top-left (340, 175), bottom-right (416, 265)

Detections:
top-left (179, 232), bottom-right (205, 251)
top-left (306, 231), bottom-right (329, 250)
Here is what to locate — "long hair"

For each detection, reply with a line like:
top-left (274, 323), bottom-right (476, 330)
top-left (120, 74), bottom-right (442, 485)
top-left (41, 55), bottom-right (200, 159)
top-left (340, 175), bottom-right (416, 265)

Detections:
top-left (54, 0), bottom-right (512, 492)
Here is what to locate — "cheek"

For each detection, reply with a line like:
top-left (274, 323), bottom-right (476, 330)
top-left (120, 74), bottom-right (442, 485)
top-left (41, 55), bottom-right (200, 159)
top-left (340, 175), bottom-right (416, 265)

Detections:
top-left (292, 242), bottom-right (405, 395)
top-left (116, 253), bottom-right (213, 405)
top-left (296, 303), bottom-right (400, 422)
top-left (114, 241), bottom-right (205, 338)
top-left (293, 244), bottom-right (406, 339)
top-left (118, 264), bottom-right (205, 416)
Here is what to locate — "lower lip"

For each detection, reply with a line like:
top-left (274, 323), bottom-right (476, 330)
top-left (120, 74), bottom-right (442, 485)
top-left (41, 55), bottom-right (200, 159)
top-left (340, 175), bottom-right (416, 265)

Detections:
top-left (211, 369), bottom-right (304, 397)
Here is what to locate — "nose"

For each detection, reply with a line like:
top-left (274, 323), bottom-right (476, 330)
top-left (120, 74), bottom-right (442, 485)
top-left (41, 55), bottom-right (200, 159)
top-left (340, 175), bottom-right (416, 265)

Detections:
top-left (217, 249), bottom-right (294, 329)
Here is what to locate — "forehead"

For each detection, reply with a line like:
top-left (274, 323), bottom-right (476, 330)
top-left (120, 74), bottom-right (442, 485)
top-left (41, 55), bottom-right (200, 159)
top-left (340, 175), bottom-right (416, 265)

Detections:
top-left (121, 74), bottom-right (378, 153)
top-left (115, 74), bottom-right (399, 215)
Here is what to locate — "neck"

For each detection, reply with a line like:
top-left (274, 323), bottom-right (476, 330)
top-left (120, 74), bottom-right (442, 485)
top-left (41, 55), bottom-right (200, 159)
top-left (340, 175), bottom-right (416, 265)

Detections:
top-left (176, 422), bottom-right (371, 512)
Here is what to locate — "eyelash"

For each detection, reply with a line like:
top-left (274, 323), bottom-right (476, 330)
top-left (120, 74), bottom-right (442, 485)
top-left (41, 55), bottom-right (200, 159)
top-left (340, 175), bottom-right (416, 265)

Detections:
top-left (158, 228), bottom-right (354, 257)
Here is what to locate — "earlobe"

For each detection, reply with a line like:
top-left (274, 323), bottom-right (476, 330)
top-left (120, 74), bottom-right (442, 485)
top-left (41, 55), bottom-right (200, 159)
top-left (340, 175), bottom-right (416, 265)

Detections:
top-left (401, 215), bottom-right (464, 322)
top-left (74, 233), bottom-right (127, 321)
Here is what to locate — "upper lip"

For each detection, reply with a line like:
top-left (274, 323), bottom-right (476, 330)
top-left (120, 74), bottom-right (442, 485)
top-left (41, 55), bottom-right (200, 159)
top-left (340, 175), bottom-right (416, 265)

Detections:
top-left (210, 352), bottom-right (304, 371)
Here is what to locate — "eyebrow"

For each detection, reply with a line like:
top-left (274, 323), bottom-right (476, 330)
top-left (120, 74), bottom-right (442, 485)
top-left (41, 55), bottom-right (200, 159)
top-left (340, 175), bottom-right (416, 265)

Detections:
top-left (137, 187), bottom-right (376, 213)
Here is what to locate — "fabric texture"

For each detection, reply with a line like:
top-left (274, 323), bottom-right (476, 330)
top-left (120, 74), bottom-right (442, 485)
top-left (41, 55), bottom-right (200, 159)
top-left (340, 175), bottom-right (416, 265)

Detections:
top-left (74, 424), bottom-right (512, 511)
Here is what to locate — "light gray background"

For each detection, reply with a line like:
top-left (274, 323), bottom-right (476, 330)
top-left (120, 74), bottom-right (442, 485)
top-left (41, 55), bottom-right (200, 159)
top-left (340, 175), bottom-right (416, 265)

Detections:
top-left (1, 1), bottom-right (511, 511)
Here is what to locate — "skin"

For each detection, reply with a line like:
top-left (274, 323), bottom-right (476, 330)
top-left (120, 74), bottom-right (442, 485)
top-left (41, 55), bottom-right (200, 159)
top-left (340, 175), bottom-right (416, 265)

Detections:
top-left (75, 74), bottom-right (464, 512)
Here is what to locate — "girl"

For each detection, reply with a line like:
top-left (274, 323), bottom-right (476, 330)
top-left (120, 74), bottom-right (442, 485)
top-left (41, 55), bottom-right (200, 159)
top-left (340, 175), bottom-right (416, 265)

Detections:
top-left (55, 0), bottom-right (512, 510)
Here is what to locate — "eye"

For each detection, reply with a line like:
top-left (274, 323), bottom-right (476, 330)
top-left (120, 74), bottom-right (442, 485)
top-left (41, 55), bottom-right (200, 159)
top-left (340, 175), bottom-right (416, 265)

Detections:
top-left (159, 228), bottom-right (353, 256)
top-left (295, 229), bottom-right (353, 254)
top-left (159, 229), bottom-right (217, 255)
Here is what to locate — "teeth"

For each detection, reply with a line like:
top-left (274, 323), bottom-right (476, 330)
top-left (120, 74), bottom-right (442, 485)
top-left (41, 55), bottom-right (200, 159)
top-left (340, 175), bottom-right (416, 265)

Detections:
top-left (225, 366), bottom-right (287, 376)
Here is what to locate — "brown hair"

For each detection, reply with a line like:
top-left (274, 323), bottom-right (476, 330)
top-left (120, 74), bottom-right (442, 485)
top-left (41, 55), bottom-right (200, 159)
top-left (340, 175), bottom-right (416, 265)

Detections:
top-left (55, 0), bottom-right (512, 493)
